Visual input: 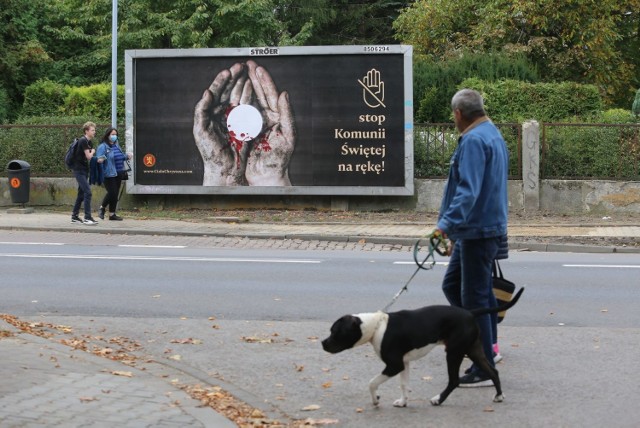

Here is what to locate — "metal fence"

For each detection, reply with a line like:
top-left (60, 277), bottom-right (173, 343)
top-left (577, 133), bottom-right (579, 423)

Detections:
top-left (414, 123), bottom-right (522, 179)
top-left (2, 122), bottom-right (639, 180)
top-left (541, 123), bottom-right (640, 179)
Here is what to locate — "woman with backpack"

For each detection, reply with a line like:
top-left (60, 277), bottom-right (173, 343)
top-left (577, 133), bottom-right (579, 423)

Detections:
top-left (96, 127), bottom-right (131, 221)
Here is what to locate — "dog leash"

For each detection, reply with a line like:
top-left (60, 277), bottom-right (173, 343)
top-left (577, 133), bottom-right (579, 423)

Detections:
top-left (381, 232), bottom-right (449, 312)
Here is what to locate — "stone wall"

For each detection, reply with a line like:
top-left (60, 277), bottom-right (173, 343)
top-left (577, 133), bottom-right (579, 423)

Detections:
top-left (2, 177), bottom-right (640, 215)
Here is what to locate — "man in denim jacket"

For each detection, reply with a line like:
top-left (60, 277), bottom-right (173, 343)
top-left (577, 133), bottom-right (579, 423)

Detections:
top-left (436, 89), bottom-right (509, 387)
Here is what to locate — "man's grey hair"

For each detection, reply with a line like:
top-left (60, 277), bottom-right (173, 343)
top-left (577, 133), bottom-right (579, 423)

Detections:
top-left (451, 89), bottom-right (486, 120)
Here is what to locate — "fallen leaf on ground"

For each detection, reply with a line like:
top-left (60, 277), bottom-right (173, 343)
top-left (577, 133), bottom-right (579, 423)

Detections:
top-left (302, 404), bottom-right (321, 411)
top-left (111, 371), bottom-right (133, 377)
top-left (483, 406), bottom-right (495, 412)
top-left (242, 336), bottom-right (273, 344)
top-left (321, 382), bottom-right (332, 389)
top-left (303, 417), bottom-right (339, 425)
top-left (79, 396), bottom-right (98, 403)
top-left (170, 338), bottom-right (202, 345)
top-left (169, 354), bottom-right (182, 361)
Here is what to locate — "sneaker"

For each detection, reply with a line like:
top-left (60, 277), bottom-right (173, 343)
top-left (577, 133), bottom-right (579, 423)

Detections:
top-left (83, 217), bottom-right (98, 225)
top-left (459, 372), bottom-right (494, 388)
top-left (109, 214), bottom-right (123, 221)
top-left (98, 207), bottom-right (105, 220)
top-left (71, 215), bottom-right (82, 224)
top-left (494, 353), bottom-right (503, 364)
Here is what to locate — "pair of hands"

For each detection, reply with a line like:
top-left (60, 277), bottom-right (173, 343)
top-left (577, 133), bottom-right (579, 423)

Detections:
top-left (193, 60), bottom-right (296, 186)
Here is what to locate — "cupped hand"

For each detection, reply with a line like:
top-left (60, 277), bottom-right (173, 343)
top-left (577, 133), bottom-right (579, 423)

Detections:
top-left (245, 60), bottom-right (296, 186)
top-left (193, 63), bottom-right (254, 185)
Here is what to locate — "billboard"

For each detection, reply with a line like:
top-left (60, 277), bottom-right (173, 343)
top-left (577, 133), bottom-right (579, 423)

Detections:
top-left (124, 45), bottom-right (413, 195)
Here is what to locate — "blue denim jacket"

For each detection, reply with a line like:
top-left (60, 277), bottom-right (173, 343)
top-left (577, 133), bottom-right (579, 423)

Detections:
top-left (96, 142), bottom-right (120, 178)
top-left (437, 119), bottom-right (509, 240)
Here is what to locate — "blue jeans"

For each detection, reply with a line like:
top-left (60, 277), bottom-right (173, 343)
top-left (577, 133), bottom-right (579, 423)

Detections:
top-left (442, 238), bottom-right (499, 375)
top-left (72, 169), bottom-right (92, 218)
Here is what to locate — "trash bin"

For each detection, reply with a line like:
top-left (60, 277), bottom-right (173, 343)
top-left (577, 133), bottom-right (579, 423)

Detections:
top-left (6, 160), bottom-right (31, 204)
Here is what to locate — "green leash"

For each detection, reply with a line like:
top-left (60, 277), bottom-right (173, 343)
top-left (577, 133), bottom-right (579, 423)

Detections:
top-left (381, 233), bottom-right (449, 312)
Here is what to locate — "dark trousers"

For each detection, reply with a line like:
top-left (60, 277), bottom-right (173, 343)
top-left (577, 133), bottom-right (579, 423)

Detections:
top-left (442, 237), bottom-right (500, 375)
top-left (101, 175), bottom-right (122, 213)
top-left (72, 169), bottom-right (92, 218)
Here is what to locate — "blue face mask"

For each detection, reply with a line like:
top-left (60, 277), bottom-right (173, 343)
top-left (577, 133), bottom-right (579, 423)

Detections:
top-left (109, 135), bottom-right (118, 143)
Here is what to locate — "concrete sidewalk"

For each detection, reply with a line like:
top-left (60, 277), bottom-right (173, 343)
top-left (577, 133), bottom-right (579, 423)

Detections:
top-left (1, 209), bottom-right (639, 253)
top-left (0, 318), bottom-right (235, 428)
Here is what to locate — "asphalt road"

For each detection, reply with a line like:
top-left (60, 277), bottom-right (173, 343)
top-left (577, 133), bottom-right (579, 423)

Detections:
top-left (2, 230), bottom-right (640, 427)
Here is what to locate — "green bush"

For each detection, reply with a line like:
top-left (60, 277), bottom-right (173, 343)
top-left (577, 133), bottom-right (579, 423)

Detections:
top-left (0, 85), bottom-right (10, 124)
top-left (21, 80), bottom-right (69, 118)
top-left (460, 78), bottom-right (603, 122)
top-left (0, 117), bottom-right (116, 176)
top-left (64, 83), bottom-right (125, 121)
top-left (543, 123), bottom-right (639, 179)
top-left (413, 53), bottom-right (538, 123)
top-left (414, 123), bottom-right (521, 178)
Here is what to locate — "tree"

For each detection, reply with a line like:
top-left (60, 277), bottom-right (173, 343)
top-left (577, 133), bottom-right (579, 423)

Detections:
top-left (394, 0), bottom-right (640, 107)
top-left (0, 0), bottom-right (50, 121)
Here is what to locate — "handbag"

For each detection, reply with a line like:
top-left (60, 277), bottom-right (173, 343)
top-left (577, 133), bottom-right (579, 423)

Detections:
top-left (118, 160), bottom-right (132, 180)
top-left (493, 260), bottom-right (515, 323)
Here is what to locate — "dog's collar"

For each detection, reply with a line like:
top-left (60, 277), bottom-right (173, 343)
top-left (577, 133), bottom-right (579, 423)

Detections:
top-left (354, 311), bottom-right (389, 347)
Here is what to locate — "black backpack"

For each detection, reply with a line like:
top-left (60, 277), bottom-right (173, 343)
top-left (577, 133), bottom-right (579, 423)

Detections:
top-left (64, 137), bottom-right (80, 169)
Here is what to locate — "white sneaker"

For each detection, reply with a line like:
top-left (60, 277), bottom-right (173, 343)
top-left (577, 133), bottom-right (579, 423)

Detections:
top-left (83, 217), bottom-right (98, 225)
top-left (494, 353), bottom-right (503, 364)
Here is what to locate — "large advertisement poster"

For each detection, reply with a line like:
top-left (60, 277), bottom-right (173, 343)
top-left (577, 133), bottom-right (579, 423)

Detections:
top-left (125, 45), bottom-right (413, 195)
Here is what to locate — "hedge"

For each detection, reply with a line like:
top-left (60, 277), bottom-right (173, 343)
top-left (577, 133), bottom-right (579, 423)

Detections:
top-left (459, 78), bottom-right (603, 122)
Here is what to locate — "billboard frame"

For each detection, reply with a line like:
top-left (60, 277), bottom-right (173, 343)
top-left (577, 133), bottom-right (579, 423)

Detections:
top-left (124, 45), bottom-right (413, 196)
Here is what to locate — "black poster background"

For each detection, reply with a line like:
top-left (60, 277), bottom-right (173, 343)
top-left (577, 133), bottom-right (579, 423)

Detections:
top-left (133, 54), bottom-right (406, 187)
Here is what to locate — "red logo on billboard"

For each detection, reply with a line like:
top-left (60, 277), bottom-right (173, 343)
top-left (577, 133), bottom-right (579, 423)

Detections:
top-left (143, 154), bottom-right (156, 167)
top-left (10, 178), bottom-right (21, 188)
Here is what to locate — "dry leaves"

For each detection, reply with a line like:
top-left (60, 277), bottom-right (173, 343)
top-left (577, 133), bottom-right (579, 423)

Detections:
top-left (302, 404), bottom-right (321, 411)
top-left (111, 370), bottom-right (133, 378)
top-left (169, 338), bottom-right (202, 345)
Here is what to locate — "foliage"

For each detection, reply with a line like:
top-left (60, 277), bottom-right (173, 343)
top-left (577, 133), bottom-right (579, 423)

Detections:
top-left (459, 78), bottom-right (602, 122)
top-left (543, 123), bottom-right (640, 179)
top-left (21, 80), bottom-right (68, 117)
top-left (633, 89), bottom-right (640, 117)
top-left (63, 83), bottom-right (124, 121)
top-left (20, 80), bottom-right (125, 122)
top-left (601, 109), bottom-right (638, 124)
top-left (0, 117), bottom-right (119, 176)
top-left (0, 1), bottom-right (51, 120)
top-left (414, 123), bottom-right (521, 178)
top-left (394, 0), bottom-right (640, 107)
top-left (413, 53), bottom-right (538, 122)
top-left (0, 85), bottom-right (9, 123)
top-left (276, 0), bottom-right (411, 45)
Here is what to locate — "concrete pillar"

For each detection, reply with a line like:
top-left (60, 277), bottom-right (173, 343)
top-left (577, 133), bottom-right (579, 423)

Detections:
top-left (522, 120), bottom-right (540, 211)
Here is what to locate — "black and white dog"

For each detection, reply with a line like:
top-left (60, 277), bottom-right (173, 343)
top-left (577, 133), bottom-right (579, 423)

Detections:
top-left (322, 288), bottom-right (524, 408)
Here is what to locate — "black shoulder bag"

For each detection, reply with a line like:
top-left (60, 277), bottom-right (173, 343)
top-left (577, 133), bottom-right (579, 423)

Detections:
top-left (493, 260), bottom-right (516, 323)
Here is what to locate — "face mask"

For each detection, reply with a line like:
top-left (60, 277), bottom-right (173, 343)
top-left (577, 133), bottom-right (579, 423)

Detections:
top-left (109, 135), bottom-right (118, 143)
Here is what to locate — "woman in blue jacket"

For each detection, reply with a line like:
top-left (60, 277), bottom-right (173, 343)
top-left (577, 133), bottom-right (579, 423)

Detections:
top-left (96, 127), bottom-right (131, 221)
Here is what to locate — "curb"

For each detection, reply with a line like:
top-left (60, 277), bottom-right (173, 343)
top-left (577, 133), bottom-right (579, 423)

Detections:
top-left (0, 224), bottom-right (639, 253)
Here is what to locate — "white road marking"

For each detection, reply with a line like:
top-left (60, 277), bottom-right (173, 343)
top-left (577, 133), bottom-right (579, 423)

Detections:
top-left (563, 264), bottom-right (640, 269)
top-left (0, 253), bottom-right (321, 263)
top-left (0, 242), bottom-right (64, 245)
top-left (119, 245), bottom-right (187, 249)
top-left (394, 261), bottom-right (449, 266)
